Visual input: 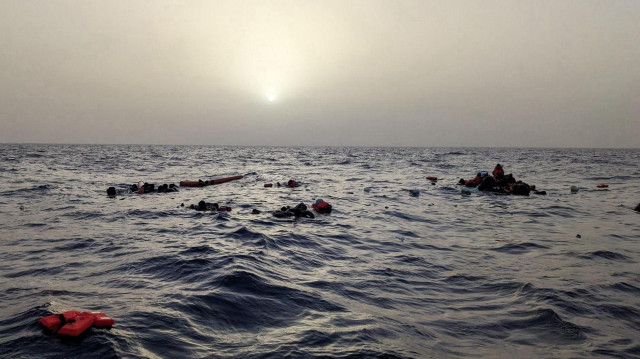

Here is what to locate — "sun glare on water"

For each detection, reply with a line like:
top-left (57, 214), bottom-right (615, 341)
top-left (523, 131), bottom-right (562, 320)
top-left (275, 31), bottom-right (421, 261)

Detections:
top-left (267, 93), bottom-right (276, 102)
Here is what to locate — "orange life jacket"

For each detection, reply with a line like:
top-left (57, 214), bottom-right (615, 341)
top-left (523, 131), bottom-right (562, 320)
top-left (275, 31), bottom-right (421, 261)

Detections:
top-left (39, 311), bottom-right (115, 336)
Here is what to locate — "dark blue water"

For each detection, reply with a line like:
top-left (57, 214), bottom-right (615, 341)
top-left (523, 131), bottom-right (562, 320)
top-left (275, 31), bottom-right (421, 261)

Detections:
top-left (1, 144), bottom-right (639, 358)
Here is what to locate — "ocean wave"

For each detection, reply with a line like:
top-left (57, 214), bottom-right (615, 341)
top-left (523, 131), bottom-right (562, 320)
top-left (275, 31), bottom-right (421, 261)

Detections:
top-left (1, 145), bottom-right (640, 358)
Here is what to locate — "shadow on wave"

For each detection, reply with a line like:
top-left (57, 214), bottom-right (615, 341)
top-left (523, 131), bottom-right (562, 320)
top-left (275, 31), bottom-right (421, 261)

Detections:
top-left (433, 307), bottom-right (587, 345)
top-left (580, 250), bottom-right (631, 262)
top-left (491, 242), bottom-right (550, 254)
top-left (166, 270), bottom-right (345, 331)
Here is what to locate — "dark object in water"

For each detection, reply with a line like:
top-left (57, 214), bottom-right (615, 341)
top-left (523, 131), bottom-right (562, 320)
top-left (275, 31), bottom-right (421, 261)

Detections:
top-left (111, 183), bottom-right (177, 195)
top-left (190, 200), bottom-right (231, 212)
top-left (191, 200), bottom-right (218, 211)
top-left (312, 199), bottom-right (332, 214)
top-left (157, 183), bottom-right (178, 193)
top-left (273, 203), bottom-right (314, 218)
top-left (511, 182), bottom-right (530, 196)
top-left (286, 179), bottom-right (300, 188)
top-left (477, 176), bottom-right (496, 192)
top-left (635, 203), bottom-right (640, 212)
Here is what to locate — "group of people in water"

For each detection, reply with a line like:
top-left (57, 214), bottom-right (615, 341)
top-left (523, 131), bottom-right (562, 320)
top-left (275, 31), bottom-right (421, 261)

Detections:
top-left (105, 165), bottom-right (559, 219)
top-left (187, 200), bottom-right (233, 212)
top-left (106, 182), bottom-right (178, 196)
top-left (457, 164), bottom-right (546, 196)
top-left (107, 178), bottom-right (333, 219)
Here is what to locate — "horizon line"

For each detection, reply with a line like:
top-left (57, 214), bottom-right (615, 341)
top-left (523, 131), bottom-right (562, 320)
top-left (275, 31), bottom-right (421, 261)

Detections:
top-left (0, 142), bottom-right (637, 150)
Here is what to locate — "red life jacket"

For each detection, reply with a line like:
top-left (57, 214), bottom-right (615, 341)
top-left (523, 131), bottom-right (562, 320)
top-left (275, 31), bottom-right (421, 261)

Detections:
top-left (493, 166), bottom-right (504, 178)
top-left (39, 311), bottom-right (115, 336)
top-left (312, 201), bottom-right (332, 213)
top-left (466, 175), bottom-right (482, 187)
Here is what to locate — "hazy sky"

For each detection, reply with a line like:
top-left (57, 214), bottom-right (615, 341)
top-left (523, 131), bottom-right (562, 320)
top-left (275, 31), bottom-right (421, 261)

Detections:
top-left (1, 0), bottom-right (638, 147)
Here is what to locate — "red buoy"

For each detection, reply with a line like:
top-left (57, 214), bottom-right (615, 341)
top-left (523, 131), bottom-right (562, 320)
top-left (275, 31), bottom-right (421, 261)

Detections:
top-left (426, 176), bottom-right (438, 182)
top-left (597, 183), bottom-right (609, 188)
top-left (264, 183), bottom-right (273, 188)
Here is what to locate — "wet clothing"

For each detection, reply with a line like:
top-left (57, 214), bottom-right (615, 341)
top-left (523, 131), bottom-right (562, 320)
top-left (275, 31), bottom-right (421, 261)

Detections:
top-left (511, 182), bottom-right (531, 196)
top-left (462, 175), bottom-right (483, 187)
top-left (492, 164), bottom-right (504, 178)
top-left (477, 176), bottom-right (496, 192)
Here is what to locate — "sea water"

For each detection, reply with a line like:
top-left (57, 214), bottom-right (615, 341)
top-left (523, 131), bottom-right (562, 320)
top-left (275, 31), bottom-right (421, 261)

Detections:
top-left (0, 144), bottom-right (639, 358)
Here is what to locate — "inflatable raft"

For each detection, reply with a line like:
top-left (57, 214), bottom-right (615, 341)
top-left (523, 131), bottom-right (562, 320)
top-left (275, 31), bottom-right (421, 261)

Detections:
top-left (180, 175), bottom-right (243, 187)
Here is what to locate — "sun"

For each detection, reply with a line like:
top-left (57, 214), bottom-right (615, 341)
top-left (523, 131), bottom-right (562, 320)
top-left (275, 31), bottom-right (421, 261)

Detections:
top-left (267, 93), bottom-right (276, 102)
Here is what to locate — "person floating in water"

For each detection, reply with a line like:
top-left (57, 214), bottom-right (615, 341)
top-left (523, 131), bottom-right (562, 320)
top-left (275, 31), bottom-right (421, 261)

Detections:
top-left (107, 182), bottom-right (178, 196)
top-left (276, 180), bottom-right (300, 188)
top-left (458, 165), bottom-right (537, 196)
top-left (190, 200), bottom-right (232, 212)
top-left (312, 199), bottom-right (332, 214)
top-left (157, 184), bottom-right (178, 193)
top-left (286, 180), bottom-right (300, 188)
top-left (458, 171), bottom-right (485, 187)
top-left (130, 182), bottom-right (154, 193)
top-left (492, 164), bottom-right (504, 179)
top-left (272, 203), bottom-right (314, 218)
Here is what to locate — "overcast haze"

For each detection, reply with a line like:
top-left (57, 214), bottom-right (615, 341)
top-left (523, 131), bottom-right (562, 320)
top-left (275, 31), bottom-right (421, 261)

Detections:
top-left (1, 0), bottom-right (638, 147)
